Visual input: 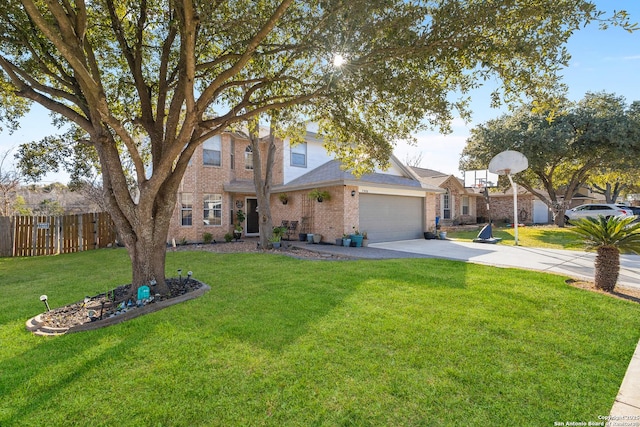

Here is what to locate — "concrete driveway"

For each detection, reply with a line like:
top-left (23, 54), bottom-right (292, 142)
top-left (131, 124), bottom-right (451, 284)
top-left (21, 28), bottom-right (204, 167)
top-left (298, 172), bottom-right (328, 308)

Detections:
top-left (370, 239), bottom-right (640, 290)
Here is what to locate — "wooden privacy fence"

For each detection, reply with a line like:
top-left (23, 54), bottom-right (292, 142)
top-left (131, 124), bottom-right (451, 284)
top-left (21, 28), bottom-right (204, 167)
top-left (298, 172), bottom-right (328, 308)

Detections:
top-left (0, 212), bottom-right (116, 257)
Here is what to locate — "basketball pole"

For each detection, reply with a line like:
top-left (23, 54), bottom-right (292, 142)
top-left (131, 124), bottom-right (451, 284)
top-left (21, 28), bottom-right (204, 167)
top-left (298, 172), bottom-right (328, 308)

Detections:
top-left (505, 171), bottom-right (519, 246)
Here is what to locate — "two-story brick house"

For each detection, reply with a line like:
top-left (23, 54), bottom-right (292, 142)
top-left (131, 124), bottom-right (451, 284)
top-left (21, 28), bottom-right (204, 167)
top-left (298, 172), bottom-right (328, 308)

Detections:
top-left (167, 130), bottom-right (443, 244)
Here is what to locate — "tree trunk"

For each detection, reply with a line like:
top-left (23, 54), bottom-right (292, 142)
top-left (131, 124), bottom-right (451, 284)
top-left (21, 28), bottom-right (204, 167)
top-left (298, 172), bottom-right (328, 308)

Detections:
top-left (112, 204), bottom-right (174, 298)
top-left (594, 245), bottom-right (620, 292)
top-left (96, 135), bottom-right (187, 299)
top-left (249, 120), bottom-right (277, 249)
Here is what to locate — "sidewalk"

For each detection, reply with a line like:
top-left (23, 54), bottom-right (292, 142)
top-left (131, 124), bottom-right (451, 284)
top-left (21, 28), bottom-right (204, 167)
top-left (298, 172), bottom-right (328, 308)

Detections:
top-left (291, 238), bottom-right (640, 415)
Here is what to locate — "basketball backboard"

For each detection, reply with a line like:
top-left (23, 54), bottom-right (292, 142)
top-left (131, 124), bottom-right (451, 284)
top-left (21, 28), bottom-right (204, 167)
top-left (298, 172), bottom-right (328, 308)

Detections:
top-left (463, 169), bottom-right (499, 189)
top-left (488, 150), bottom-right (528, 175)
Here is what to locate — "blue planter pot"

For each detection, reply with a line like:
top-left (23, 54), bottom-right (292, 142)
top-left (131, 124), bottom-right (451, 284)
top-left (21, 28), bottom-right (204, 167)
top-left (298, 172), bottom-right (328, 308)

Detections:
top-left (350, 234), bottom-right (364, 247)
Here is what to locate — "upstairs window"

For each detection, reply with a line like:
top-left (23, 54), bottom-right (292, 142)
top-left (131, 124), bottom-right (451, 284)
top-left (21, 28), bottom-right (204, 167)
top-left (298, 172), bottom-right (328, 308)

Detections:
top-left (290, 142), bottom-right (307, 167)
top-left (203, 135), bottom-right (221, 166)
top-left (245, 145), bottom-right (253, 170)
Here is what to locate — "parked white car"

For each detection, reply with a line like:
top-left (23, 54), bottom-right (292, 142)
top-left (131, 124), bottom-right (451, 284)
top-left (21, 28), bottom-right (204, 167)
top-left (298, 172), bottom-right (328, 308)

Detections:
top-left (564, 203), bottom-right (634, 222)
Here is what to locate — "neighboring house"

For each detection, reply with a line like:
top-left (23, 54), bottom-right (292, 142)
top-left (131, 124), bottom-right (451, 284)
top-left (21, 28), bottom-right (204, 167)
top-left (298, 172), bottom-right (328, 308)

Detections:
top-left (469, 186), bottom-right (546, 225)
top-left (411, 167), bottom-right (480, 226)
top-left (167, 131), bottom-right (443, 244)
top-left (468, 185), bottom-right (608, 225)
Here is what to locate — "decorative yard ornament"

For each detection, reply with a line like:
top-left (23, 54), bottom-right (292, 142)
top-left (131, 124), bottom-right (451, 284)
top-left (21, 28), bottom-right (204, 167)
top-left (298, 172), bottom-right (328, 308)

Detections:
top-left (40, 295), bottom-right (50, 312)
top-left (488, 151), bottom-right (529, 245)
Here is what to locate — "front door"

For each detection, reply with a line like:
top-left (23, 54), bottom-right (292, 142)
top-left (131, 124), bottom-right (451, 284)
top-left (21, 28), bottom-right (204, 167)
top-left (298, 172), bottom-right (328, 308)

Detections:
top-left (246, 198), bottom-right (259, 235)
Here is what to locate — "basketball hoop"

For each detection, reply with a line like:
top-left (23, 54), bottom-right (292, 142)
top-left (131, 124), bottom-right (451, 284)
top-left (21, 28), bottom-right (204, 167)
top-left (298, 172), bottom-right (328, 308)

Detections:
top-left (488, 151), bottom-right (529, 245)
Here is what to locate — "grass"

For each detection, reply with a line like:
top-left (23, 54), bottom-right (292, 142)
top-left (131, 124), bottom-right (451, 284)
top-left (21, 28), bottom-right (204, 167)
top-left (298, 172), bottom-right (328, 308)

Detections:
top-left (2, 248), bottom-right (640, 426)
top-left (445, 225), bottom-right (585, 250)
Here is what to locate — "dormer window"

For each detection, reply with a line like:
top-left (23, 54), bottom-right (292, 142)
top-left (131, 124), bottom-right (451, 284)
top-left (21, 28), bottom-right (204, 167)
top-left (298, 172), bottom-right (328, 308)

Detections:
top-left (291, 142), bottom-right (307, 167)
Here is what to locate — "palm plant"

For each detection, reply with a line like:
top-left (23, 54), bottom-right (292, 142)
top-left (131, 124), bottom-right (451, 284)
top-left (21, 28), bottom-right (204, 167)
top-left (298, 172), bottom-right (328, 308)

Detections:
top-left (570, 215), bottom-right (640, 292)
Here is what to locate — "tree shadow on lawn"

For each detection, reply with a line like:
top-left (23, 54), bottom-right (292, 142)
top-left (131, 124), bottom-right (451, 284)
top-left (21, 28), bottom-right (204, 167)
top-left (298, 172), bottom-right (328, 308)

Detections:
top-left (200, 256), bottom-right (470, 352)
top-left (0, 328), bottom-right (143, 426)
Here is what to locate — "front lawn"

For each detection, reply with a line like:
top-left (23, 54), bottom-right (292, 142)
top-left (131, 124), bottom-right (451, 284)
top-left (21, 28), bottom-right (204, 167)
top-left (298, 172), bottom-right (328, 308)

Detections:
top-left (1, 249), bottom-right (639, 426)
top-left (445, 225), bottom-right (585, 249)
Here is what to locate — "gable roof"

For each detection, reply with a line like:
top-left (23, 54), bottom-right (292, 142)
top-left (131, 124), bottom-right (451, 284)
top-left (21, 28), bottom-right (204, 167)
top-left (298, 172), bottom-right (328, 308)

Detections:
top-left (411, 167), bottom-right (450, 179)
top-left (410, 166), bottom-right (469, 192)
top-left (282, 160), bottom-right (442, 193)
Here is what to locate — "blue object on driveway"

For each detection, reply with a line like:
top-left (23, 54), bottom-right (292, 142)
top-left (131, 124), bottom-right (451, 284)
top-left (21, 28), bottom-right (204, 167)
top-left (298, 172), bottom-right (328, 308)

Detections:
top-left (473, 224), bottom-right (502, 244)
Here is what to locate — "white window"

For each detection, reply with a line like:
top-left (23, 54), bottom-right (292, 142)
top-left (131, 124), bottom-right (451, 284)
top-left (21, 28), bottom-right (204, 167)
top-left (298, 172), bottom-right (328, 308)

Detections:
top-left (462, 196), bottom-right (469, 215)
top-left (245, 145), bottom-right (253, 170)
top-left (181, 193), bottom-right (193, 226)
top-left (443, 191), bottom-right (451, 219)
top-left (203, 135), bottom-right (221, 166)
top-left (203, 194), bottom-right (222, 226)
top-left (290, 142), bottom-right (307, 167)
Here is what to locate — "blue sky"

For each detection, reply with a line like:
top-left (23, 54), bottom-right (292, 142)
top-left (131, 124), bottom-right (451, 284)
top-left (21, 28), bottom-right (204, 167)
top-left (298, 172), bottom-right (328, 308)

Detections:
top-left (2, 0), bottom-right (640, 182)
top-left (397, 0), bottom-right (640, 176)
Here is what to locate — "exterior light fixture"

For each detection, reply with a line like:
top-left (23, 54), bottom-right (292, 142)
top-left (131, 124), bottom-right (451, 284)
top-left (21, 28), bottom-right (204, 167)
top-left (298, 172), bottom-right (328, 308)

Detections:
top-left (40, 295), bottom-right (50, 312)
top-left (351, 190), bottom-right (356, 197)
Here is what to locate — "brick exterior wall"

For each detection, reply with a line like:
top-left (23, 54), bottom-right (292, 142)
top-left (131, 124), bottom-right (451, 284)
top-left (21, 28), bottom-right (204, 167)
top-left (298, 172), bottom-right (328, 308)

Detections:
top-left (425, 193), bottom-right (437, 231)
top-left (167, 133), bottom-right (286, 243)
top-left (476, 193), bottom-right (535, 224)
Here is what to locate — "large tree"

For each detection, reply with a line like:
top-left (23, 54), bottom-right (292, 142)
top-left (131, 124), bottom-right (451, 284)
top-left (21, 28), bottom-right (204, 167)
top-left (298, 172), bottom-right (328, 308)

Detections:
top-left (587, 168), bottom-right (640, 204)
top-left (0, 149), bottom-right (21, 216)
top-left (0, 1), bottom-right (633, 295)
top-left (460, 93), bottom-right (640, 226)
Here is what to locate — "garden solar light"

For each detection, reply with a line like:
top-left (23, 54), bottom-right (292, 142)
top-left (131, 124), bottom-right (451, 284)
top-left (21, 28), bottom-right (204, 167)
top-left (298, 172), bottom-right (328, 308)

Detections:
top-left (187, 271), bottom-right (193, 281)
top-left (40, 295), bottom-right (50, 312)
top-left (178, 269), bottom-right (182, 283)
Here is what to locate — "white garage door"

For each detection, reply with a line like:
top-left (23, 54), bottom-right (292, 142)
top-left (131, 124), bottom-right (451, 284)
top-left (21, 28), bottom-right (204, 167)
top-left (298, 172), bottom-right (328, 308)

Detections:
top-left (533, 199), bottom-right (550, 224)
top-left (359, 194), bottom-right (424, 243)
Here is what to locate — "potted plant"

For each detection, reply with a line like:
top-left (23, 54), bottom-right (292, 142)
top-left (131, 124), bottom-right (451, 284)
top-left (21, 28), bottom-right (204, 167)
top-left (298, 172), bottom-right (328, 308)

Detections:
top-left (271, 226), bottom-right (286, 246)
top-left (342, 233), bottom-right (351, 247)
top-left (350, 228), bottom-right (364, 247)
top-left (233, 209), bottom-right (245, 241)
top-left (278, 193), bottom-right (289, 205)
top-left (361, 231), bottom-right (368, 247)
top-left (268, 235), bottom-right (282, 249)
top-left (308, 189), bottom-right (331, 202)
